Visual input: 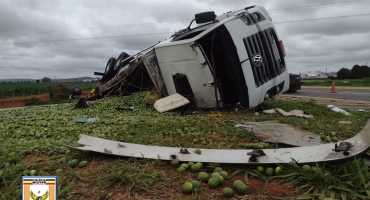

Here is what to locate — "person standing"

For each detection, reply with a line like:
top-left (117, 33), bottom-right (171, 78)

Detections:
top-left (69, 86), bottom-right (82, 103)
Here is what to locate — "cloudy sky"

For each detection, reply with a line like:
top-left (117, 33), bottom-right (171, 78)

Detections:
top-left (1, 0), bottom-right (369, 80)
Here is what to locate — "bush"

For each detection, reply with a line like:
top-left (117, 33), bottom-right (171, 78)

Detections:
top-left (24, 97), bottom-right (43, 106)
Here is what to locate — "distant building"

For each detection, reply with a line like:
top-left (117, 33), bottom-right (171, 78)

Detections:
top-left (58, 80), bottom-right (70, 83)
top-left (83, 79), bottom-right (98, 82)
top-left (300, 71), bottom-right (328, 79)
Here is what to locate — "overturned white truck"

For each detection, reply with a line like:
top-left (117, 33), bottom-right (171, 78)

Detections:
top-left (94, 5), bottom-right (289, 109)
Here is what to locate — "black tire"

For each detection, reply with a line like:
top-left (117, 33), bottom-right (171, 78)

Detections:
top-left (114, 52), bottom-right (132, 72)
top-left (104, 57), bottom-right (117, 78)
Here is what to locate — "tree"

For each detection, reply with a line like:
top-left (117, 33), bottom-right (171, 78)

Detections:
top-left (337, 68), bottom-right (351, 79)
top-left (42, 77), bottom-right (51, 83)
top-left (351, 65), bottom-right (370, 79)
top-left (36, 80), bottom-right (40, 83)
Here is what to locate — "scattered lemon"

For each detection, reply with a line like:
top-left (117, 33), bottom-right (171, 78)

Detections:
top-left (233, 180), bottom-right (243, 188)
top-left (265, 167), bottom-right (275, 176)
top-left (178, 167), bottom-right (186, 174)
top-left (181, 163), bottom-right (189, 170)
top-left (275, 166), bottom-right (283, 175)
top-left (256, 166), bottom-right (265, 173)
top-left (236, 183), bottom-right (247, 195)
top-left (182, 182), bottom-right (193, 194)
top-left (208, 177), bottom-right (219, 188)
top-left (214, 167), bottom-right (222, 172)
top-left (222, 187), bottom-right (234, 198)
top-left (191, 164), bottom-right (200, 172)
top-left (171, 160), bottom-right (180, 168)
top-left (219, 171), bottom-right (228, 179)
top-left (194, 149), bottom-right (201, 154)
top-left (199, 172), bottom-right (209, 182)
top-left (302, 165), bottom-right (312, 173)
top-left (191, 180), bottom-right (200, 188)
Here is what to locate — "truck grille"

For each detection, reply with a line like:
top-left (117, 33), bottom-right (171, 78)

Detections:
top-left (243, 28), bottom-right (285, 87)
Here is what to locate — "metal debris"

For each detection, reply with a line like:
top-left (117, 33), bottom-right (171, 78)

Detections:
top-left (327, 105), bottom-right (351, 116)
top-left (275, 108), bottom-right (313, 118)
top-left (65, 119), bottom-right (370, 165)
top-left (339, 121), bottom-right (352, 125)
top-left (234, 121), bottom-right (323, 147)
top-left (247, 149), bottom-right (266, 162)
top-left (179, 148), bottom-right (190, 154)
top-left (262, 108), bottom-right (313, 118)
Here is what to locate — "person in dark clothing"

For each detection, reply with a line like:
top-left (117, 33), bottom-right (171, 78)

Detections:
top-left (69, 86), bottom-right (82, 103)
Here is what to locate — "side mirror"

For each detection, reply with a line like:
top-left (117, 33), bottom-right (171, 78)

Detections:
top-left (195, 11), bottom-right (216, 24)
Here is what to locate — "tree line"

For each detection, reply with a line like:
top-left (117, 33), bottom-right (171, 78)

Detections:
top-left (337, 65), bottom-right (370, 79)
top-left (1, 77), bottom-right (52, 84)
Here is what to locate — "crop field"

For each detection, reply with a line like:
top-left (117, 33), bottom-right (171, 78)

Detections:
top-left (1, 92), bottom-right (370, 199)
top-left (0, 82), bottom-right (97, 98)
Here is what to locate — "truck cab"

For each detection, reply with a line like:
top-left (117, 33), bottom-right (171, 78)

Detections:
top-left (154, 5), bottom-right (289, 108)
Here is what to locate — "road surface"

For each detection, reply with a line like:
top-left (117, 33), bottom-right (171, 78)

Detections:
top-left (284, 87), bottom-right (370, 102)
top-left (279, 87), bottom-right (370, 111)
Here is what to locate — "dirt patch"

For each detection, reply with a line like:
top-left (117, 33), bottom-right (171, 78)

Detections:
top-left (0, 94), bottom-right (50, 108)
top-left (0, 92), bottom-right (90, 109)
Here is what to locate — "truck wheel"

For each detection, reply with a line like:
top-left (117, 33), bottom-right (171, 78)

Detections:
top-left (105, 57), bottom-right (117, 78)
top-left (114, 52), bottom-right (132, 72)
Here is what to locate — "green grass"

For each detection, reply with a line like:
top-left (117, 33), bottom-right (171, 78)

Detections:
top-left (303, 78), bottom-right (370, 87)
top-left (276, 158), bottom-right (370, 199)
top-left (1, 91), bottom-right (370, 199)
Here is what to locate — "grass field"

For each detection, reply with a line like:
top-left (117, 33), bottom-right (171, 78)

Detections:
top-left (1, 92), bottom-right (370, 199)
top-left (303, 78), bottom-right (370, 87)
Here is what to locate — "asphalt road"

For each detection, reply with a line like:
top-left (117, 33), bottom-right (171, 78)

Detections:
top-left (284, 87), bottom-right (370, 102)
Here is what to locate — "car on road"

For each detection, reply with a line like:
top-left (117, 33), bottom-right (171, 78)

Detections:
top-left (288, 73), bottom-right (301, 92)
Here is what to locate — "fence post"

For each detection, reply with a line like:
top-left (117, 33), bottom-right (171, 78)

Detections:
top-left (31, 88), bottom-right (32, 96)
top-left (13, 90), bottom-right (14, 98)
top-left (39, 88), bottom-right (40, 95)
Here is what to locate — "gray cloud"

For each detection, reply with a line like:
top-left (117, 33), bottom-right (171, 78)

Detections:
top-left (1, 0), bottom-right (370, 79)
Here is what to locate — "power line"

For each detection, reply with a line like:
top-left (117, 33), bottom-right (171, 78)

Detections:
top-left (1, 0), bottom-right (368, 37)
top-left (0, 32), bottom-right (171, 46)
top-left (268, 0), bottom-right (369, 12)
top-left (274, 12), bottom-right (370, 24)
top-left (1, 12), bottom-right (369, 46)
top-left (1, 19), bottom-right (191, 37)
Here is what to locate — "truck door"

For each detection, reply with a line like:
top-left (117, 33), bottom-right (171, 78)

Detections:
top-left (189, 42), bottom-right (222, 107)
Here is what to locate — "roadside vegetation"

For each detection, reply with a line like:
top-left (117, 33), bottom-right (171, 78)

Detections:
top-left (1, 91), bottom-right (370, 199)
top-left (24, 97), bottom-right (69, 106)
top-left (303, 78), bottom-right (370, 87)
top-left (0, 82), bottom-right (96, 99)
